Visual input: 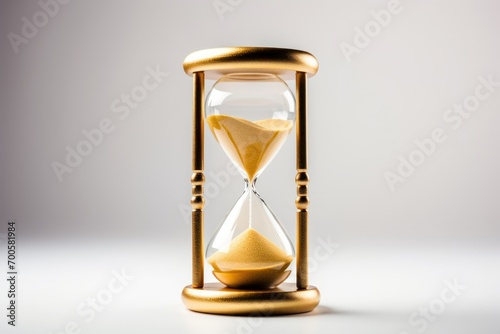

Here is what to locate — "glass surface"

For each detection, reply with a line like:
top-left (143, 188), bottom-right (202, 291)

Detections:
top-left (205, 73), bottom-right (295, 289)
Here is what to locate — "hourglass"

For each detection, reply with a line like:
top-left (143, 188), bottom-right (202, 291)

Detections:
top-left (182, 47), bottom-right (319, 315)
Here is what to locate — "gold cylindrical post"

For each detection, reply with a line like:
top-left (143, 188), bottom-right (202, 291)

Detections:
top-left (191, 71), bottom-right (205, 288)
top-left (295, 71), bottom-right (309, 289)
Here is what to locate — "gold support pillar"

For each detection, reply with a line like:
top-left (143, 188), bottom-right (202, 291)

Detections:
top-left (295, 71), bottom-right (309, 289)
top-left (191, 71), bottom-right (205, 288)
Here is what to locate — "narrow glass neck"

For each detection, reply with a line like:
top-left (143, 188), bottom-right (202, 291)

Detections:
top-left (244, 178), bottom-right (258, 192)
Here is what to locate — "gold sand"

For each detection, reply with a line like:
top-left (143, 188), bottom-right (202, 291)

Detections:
top-left (208, 228), bottom-right (293, 288)
top-left (206, 115), bottom-right (293, 182)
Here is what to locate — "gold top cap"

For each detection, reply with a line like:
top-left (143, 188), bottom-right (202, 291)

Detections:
top-left (183, 47), bottom-right (319, 80)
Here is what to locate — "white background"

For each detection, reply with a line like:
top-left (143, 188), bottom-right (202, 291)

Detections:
top-left (0, 1), bottom-right (499, 333)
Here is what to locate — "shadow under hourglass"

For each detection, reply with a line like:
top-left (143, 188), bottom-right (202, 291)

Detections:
top-left (284, 305), bottom-right (335, 317)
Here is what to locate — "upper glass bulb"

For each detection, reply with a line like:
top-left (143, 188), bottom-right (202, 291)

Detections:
top-left (205, 73), bottom-right (295, 182)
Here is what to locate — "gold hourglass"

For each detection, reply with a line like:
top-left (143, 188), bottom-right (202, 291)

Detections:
top-left (181, 47), bottom-right (319, 315)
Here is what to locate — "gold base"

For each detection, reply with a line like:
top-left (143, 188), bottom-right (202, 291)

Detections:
top-left (182, 283), bottom-right (320, 315)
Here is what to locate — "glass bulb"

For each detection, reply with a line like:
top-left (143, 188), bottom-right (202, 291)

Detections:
top-left (205, 73), bottom-right (296, 289)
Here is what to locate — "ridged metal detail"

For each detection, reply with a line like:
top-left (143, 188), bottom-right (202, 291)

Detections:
top-left (191, 72), bottom-right (205, 288)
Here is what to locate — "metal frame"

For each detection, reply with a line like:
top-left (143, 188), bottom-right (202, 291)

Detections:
top-left (182, 47), bottom-right (319, 315)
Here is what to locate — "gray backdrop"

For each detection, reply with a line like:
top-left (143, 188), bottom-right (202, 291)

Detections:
top-left (0, 1), bottom-right (499, 334)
